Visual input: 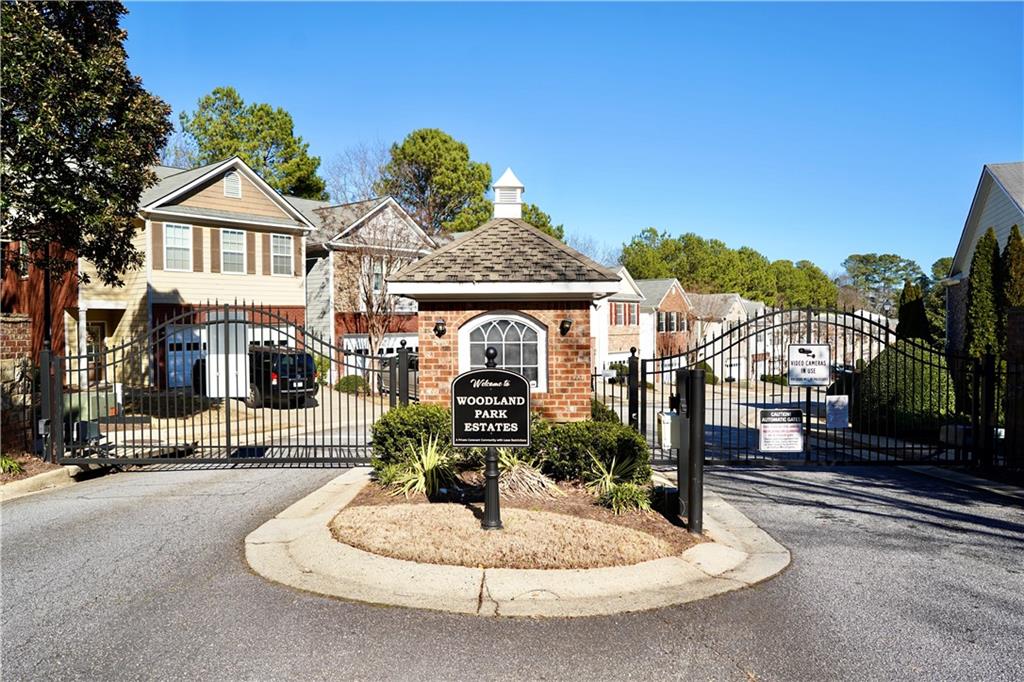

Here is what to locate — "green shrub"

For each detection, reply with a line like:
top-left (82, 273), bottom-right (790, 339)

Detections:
top-left (374, 461), bottom-right (405, 487)
top-left (0, 455), bottom-right (23, 475)
top-left (851, 339), bottom-right (956, 439)
top-left (695, 361), bottom-right (718, 385)
top-left (590, 398), bottom-right (620, 423)
top-left (313, 354), bottom-right (331, 387)
top-left (335, 374), bottom-right (368, 394)
top-left (760, 373), bottom-right (787, 386)
top-left (388, 434), bottom-right (455, 498)
top-left (371, 403), bottom-right (452, 466)
top-left (608, 362), bottom-right (628, 377)
top-left (584, 451), bottom-right (644, 496)
top-left (599, 482), bottom-right (653, 514)
top-left (498, 448), bottom-right (562, 498)
top-left (538, 420), bottom-right (650, 484)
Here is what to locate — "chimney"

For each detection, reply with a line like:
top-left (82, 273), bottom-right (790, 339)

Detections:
top-left (493, 167), bottom-right (524, 219)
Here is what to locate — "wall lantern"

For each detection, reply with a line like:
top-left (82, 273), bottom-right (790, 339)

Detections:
top-left (433, 319), bottom-right (447, 338)
top-left (559, 319), bottom-right (573, 336)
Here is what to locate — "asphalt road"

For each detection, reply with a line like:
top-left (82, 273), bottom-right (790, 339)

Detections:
top-left (3, 465), bottom-right (1022, 681)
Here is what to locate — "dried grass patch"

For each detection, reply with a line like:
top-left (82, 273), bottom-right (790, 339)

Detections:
top-left (330, 503), bottom-right (677, 570)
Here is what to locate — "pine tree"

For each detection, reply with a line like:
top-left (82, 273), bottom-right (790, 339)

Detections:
top-left (896, 279), bottom-right (930, 342)
top-left (966, 227), bottom-right (1000, 357)
top-left (1001, 225), bottom-right (1024, 308)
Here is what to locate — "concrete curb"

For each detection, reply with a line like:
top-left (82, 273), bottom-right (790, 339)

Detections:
top-left (899, 465), bottom-right (1024, 504)
top-left (245, 468), bottom-right (791, 618)
top-left (0, 465), bottom-right (83, 503)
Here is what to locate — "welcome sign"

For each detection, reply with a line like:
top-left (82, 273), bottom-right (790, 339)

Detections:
top-left (451, 369), bottom-right (531, 447)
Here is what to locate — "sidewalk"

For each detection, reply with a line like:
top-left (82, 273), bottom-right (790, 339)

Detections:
top-left (246, 468), bottom-right (791, 618)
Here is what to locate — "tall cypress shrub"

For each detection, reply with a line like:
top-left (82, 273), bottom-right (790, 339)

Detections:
top-left (966, 227), bottom-right (1000, 358)
top-left (1001, 224), bottom-right (1024, 312)
top-left (896, 279), bottom-right (930, 342)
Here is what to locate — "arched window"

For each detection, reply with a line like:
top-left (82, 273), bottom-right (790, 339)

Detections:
top-left (459, 312), bottom-right (547, 391)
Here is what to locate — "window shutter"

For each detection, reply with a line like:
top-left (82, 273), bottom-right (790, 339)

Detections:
top-left (192, 227), bottom-right (203, 272)
top-left (609, 304), bottom-right (615, 323)
top-left (246, 232), bottom-right (256, 274)
top-left (262, 234), bottom-right (271, 274)
top-left (151, 223), bottom-right (163, 270)
top-left (210, 230), bottom-right (220, 274)
top-left (293, 236), bottom-right (301, 276)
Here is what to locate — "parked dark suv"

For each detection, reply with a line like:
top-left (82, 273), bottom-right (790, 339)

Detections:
top-left (192, 346), bottom-right (319, 408)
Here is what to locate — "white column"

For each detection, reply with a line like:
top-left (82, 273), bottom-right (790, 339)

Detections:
top-left (77, 306), bottom-right (88, 386)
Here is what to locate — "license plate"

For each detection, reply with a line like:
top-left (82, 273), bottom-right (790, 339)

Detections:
top-left (292, 379), bottom-right (304, 388)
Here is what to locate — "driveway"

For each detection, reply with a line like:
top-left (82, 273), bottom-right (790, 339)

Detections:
top-left (2, 466), bottom-right (1022, 680)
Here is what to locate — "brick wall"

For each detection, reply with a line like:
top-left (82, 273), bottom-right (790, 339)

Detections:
top-left (656, 285), bottom-right (694, 356)
top-left (1, 313), bottom-right (34, 452)
top-left (417, 301), bottom-right (592, 421)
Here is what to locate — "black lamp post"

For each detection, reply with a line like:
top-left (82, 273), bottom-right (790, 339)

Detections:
top-left (481, 346), bottom-right (503, 531)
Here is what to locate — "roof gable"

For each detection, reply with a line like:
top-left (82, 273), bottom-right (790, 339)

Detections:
top-left (141, 157), bottom-right (314, 230)
top-left (390, 218), bottom-right (620, 284)
top-left (635, 278), bottom-right (689, 311)
top-left (610, 266), bottom-right (645, 302)
top-left (951, 162), bottom-right (1024, 276)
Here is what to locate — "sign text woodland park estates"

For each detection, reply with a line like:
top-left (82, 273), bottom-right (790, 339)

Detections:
top-left (451, 369), bottom-right (531, 448)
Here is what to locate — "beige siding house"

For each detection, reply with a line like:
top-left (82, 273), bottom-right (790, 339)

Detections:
top-left (73, 157), bottom-right (314, 386)
top-left (945, 162), bottom-right (1024, 353)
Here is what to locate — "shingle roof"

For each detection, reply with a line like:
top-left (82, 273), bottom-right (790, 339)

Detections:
top-left (635, 279), bottom-right (678, 311)
top-left (294, 197), bottom-right (393, 247)
top-left (389, 218), bottom-right (620, 283)
top-left (687, 293), bottom-right (742, 320)
top-left (154, 204), bottom-right (302, 228)
top-left (987, 162), bottom-right (1024, 211)
top-left (140, 160), bottom-right (230, 206)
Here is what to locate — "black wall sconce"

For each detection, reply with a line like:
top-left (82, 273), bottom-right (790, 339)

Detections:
top-left (559, 319), bottom-right (573, 336)
top-left (433, 319), bottom-right (447, 338)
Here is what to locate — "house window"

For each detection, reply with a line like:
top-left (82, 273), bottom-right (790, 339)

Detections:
top-left (164, 223), bottom-right (192, 271)
top-left (615, 303), bottom-right (624, 326)
top-left (221, 229), bottom-right (245, 274)
top-left (224, 171), bottom-right (242, 198)
top-left (372, 258), bottom-right (384, 294)
top-left (629, 304), bottom-right (638, 325)
top-left (271, 234), bottom-right (292, 276)
top-left (658, 312), bottom-right (665, 332)
top-left (681, 315), bottom-right (688, 332)
top-left (459, 312), bottom-right (547, 391)
top-left (668, 311), bottom-right (677, 332)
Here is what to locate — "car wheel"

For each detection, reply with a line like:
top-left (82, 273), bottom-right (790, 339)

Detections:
top-left (245, 383), bottom-right (262, 409)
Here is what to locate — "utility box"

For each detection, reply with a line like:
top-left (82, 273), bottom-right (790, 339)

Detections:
top-left (659, 411), bottom-right (684, 449)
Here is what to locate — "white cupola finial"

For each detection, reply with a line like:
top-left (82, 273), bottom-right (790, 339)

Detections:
top-left (493, 167), bottom-right (524, 219)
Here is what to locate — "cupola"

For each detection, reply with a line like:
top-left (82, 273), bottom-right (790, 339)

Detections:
top-left (492, 167), bottom-right (524, 219)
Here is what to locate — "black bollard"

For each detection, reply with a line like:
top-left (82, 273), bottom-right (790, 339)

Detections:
top-left (481, 347), bottom-right (503, 530)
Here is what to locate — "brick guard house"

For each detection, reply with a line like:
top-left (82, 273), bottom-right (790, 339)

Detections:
top-left (388, 169), bottom-right (621, 421)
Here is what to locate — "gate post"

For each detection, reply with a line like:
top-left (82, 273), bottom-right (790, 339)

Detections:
top-left (980, 353), bottom-right (996, 469)
top-left (40, 349), bottom-right (53, 463)
top-left (675, 368), bottom-right (691, 518)
top-left (687, 366), bottom-right (705, 534)
top-left (627, 347), bottom-right (639, 430)
top-left (639, 359), bottom-right (648, 436)
top-left (398, 340), bottom-right (411, 406)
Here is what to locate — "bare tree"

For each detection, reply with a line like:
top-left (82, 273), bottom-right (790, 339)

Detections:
top-left (324, 206), bottom-right (424, 363)
top-left (324, 139), bottom-right (389, 204)
top-left (567, 230), bottom-right (621, 267)
top-left (159, 124), bottom-right (198, 169)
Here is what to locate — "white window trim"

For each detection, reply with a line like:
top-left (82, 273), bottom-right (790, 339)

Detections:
top-left (458, 311), bottom-right (548, 393)
top-left (220, 228), bottom-right (246, 275)
top-left (163, 223), bottom-right (192, 272)
top-left (271, 234), bottom-right (293, 277)
top-left (223, 171), bottom-right (242, 198)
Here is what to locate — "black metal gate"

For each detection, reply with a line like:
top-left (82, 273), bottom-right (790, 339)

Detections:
top-left (40, 303), bottom-right (417, 466)
top-left (594, 307), bottom-right (1011, 467)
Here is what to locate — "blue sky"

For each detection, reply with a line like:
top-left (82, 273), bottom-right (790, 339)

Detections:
top-left (122, 2), bottom-right (1023, 274)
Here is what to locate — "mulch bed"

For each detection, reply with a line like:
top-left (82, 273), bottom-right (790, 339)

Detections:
top-left (0, 453), bottom-right (61, 484)
top-left (336, 479), bottom-right (699, 569)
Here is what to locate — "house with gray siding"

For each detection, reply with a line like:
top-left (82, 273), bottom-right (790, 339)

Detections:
top-left (944, 162), bottom-right (1024, 354)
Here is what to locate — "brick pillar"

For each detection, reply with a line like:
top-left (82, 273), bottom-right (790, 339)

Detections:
top-left (1, 313), bottom-right (35, 453)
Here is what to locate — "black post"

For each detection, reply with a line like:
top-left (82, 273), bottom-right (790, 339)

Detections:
top-left (40, 349), bottom-right (53, 463)
top-left (804, 308), bottom-right (812, 463)
top-left (398, 340), bottom-right (410, 406)
top-left (223, 305), bottom-right (231, 458)
top-left (388, 356), bottom-right (397, 408)
top-left (43, 263), bottom-right (52, 353)
top-left (628, 347), bottom-right (639, 430)
top-left (676, 368), bottom-right (691, 518)
top-left (687, 367), bottom-right (705, 534)
top-left (639, 359), bottom-right (648, 437)
top-left (482, 346), bottom-right (502, 530)
top-left (981, 353), bottom-right (996, 469)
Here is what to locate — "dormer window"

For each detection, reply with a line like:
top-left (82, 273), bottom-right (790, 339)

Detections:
top-left (223, 171), bottom-right (242, 198)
